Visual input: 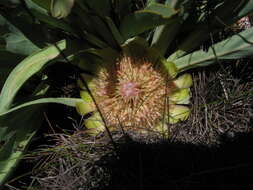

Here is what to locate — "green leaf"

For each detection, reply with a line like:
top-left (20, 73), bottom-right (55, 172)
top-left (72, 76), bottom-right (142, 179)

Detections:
top-left (0, 98), bottom-right (83, 116)
top-left (114, 0), bottom-right (132, 21)
top-left (72, 2), bottom-right (117, 48)
top-left (70, 47), bottom-right (119, 73)
top-left (31, 0), bottom-right (51, 12)
top-left (145, 3), bottom-right (177, 17)
top-left (146, 0), bottom-right (158, 6)
top-left (151, 17), bottom-right (181, 56)
top-left (120, 3), bottom-right (178, 40)
top-left (0, 40), bottom-right (66, 112)
top-left (0, 106), bottom-right (44, 187)
top-left (81, 0), bottom-right (111, 17)
top-left (22, 0), bottom-right (48, 15)
top-left (30, 9), bottom-right (76, 34)
top-left (0, 51), bottom-right (24, 88)
top-left (237, 0), bottom-right (253, 18)
top-left (122, 37), bottom-right (163, 63)
top-left (105, 17), bottom-right (124, 45)
top-left (3, 29), bottom-right (40, 55)
top-left (88, 16), bottom-right (118, 48)
top-left (174, 27), bottom-right (253, 71)
top-left (82, 31), bottom-right (108, 48)
top-left (0, 14), bottom-right (40, 55)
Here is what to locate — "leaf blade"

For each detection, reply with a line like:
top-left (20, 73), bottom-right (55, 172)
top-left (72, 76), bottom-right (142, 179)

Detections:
top-left (0, 98), bottom-right (83, 116)
top-left (174, 28), bottom-right (253, 71)
top-left (120, 3), bottom-right (178, 40)
top-left (0, 40), bottom-right (66, 112)
top-left (0, 107), bottom-right (44, 187)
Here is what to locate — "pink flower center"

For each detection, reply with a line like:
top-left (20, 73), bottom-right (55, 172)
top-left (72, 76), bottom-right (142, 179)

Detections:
top-left (119, 82), bottom-right (139, 98)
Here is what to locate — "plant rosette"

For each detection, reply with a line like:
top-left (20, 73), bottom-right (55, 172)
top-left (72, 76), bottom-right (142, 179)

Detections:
top-left (76, 37), bottom-right (192, 136)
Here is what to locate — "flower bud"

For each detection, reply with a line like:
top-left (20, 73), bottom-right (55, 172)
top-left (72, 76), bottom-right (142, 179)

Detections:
top-left (51, 0), bottom-right (74, 19)
top-left (173, 73), bottom-right (193, 89)
top-left (168, 105), bottom-right (190, 124)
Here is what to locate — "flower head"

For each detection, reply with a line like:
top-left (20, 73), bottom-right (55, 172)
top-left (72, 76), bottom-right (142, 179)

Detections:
top-left (77, 39), bottom-right (193, 135)
top-left (92, 55), bottom-right (176, 131)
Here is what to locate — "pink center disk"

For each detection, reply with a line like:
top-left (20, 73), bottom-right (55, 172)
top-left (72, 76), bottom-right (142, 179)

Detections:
top-left (119, 82), bottom-right (139, 98)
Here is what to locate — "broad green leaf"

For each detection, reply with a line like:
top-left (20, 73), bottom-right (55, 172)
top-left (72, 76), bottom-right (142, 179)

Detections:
top-left (114, 0), bottom-right (132, 21)
top-left (81, 0), bottom-right (111, 17)
top-left (0, 40), bottom-right (66, 112)
top-left (146, 0), bottom-right (158, 6)
top-left (165, 0), bottom-right (182, 8)
top-left (31, 0), bottom-right (51, 12)
top-left (174, 27), bottom-right (253, 71)
top-left (0, 51), bottom-right (24, 88)
top-left (151, 17), bottom-right (181, 56)
top-left (70, 47), bottom-right (119, 73)
top-left (3, 30), bottom-right (40, 55)
top-left (0, 106), bottom-right (44, 187)
top-left (105, 17), bottom-right (124, 45)
top-left (82, 31), bottom-right (108, 48)
top-left (30, 10), bottom-right (76, 34)
top-left (120, 3), bottom-right (178, 40)
top-left (0, 14), bottom-right (40, 55)
top-left (0, 98), bottom-right (83, 116)
top-left (145, 3), bottom-right (177, 17)
top-left (72, 3), bottom-right (117, 48)
top-left (122, 36), bottom-right (163, 63)
top-left (0, 79), bottom-right (49, 187)
top-left (168, 29), bottom-right (206, 61)
top-left (88, 16), bottom-right (117, 48)
top-left (237, 0), bottom-right (253, 18)
top-left (24, 0), bottom-right (49, 15)
top-left (122, 37), bottom-right (150, 58)
top-left (71, 5), bottom-right (99, 36)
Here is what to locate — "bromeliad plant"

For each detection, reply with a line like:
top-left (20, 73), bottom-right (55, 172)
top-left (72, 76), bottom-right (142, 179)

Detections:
top-left (1, 0), bottom-right (253, 187)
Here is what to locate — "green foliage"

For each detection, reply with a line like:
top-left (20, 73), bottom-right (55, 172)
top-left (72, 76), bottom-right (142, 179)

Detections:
top-left (0, 15), bottom-right (40, 55)
top-left (0, 40), bottom-right (66, 111)
top-left (31, 0), bottom-right (51, 11)
top-left (174, 27), bottom-right (253, 71)
top-left (0, 40), bottom-right (82, 186)
top-left (0, 51), bottom-right (24, 88)
top-left (120, 3), bottom-right (179, 40)
top-left (0, 107), bottom-right (44, 187)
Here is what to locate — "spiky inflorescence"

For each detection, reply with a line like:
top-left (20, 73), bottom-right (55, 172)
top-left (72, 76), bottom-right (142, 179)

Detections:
top-left (93, 56), bottom-right (176, 131)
